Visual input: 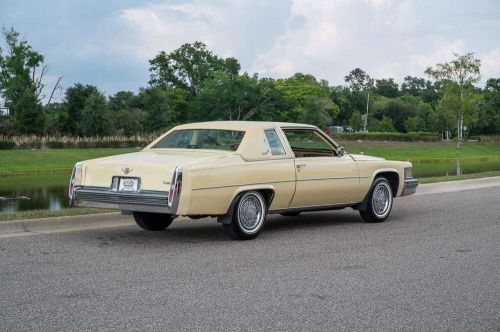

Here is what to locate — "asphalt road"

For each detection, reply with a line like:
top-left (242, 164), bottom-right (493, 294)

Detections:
top-left (1, 186), bottom-right (499, 331)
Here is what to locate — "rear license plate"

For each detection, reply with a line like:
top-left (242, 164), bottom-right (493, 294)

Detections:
top-left (118, 177), bottom-right (139, 192)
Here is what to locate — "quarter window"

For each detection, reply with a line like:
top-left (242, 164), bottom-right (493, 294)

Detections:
top-left (264, 130), bottom-right (286, 156)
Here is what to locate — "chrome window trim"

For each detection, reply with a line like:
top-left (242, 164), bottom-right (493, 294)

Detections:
top-left (280, 127), bottom-right (343, 157)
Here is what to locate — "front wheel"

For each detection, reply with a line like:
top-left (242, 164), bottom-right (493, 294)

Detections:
top-left (223, 191), bottom-right (267, 240)
top-left (359, 177), bottom-right (393, 223)
top-left (133, 212), bottom-right (174, 231)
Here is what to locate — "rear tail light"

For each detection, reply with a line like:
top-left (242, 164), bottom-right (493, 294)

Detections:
top-left (168, 167), bottom-right (183, 207)
top-left (68, 162), bottom-right (82, 201)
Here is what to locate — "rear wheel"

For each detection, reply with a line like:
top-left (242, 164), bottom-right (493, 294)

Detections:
top-left (359, 177), bottom-right (393, 223)
top-left (223, 191), bottom-right (267, 240)
top-left (133, 212), bottom-right (174, 231)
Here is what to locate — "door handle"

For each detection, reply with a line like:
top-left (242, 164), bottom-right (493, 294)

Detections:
top-left (296, 163), bottom-right (306, 169)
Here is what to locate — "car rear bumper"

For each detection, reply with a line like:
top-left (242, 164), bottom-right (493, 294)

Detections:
top-left (73, 186), bottom-right (174, 214)
top-left (401, 178), bottom-right (418, 196)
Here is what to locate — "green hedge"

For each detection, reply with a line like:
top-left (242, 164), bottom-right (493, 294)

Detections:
top-left (331, 132), bottom-right (441, 142)
top-left (1, 140), bottom-right (149, 150)
top-left (0, 140), bottom-right (15, 150)
top-left (47, 140), bottom-right (149, 149)
top-left (478, 135), bottom-right (500, 143)
top-left (18, 141), bottom-right (42, 149)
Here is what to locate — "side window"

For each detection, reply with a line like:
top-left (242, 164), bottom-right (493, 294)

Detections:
top-left (283, 129), bottom-right (335, 157)
top-left (264, 130), bottom-right (286, 156)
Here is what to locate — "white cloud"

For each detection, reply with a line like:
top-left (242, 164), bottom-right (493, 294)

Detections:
top-left (481, 48), bottom-right (500, 79)
top-left (118, 1), bottom-right (243, 62)
top-left (408, 39), bottom-right (467, 75)
top-left (114, 0), bottom-right (500, 88)
top-left (251, 0), bottom-right (425, 83)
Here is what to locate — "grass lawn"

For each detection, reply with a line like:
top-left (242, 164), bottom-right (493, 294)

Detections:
top-left (339, 141), bottom-right (500, 162)
top-left (0, 148), bottom-right (139, 175)
top-left (418, 170), bottom-right (500, 184)
top-left (0, 143), bottom-right (499, 175)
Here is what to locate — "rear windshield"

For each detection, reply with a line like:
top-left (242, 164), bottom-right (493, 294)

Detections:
top-left (151, 129), bottom-right (245, 151)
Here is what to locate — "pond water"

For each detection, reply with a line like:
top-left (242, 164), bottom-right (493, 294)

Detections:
top-left (1, 158), bottom-right (499, 213)
top-left (0, 173), bottom-right (71, 213)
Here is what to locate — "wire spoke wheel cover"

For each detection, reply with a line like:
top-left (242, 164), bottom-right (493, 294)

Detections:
top-left (371, 182), bottom-right (392, 218)
top-left (237, 192), bottom-right (265, 234)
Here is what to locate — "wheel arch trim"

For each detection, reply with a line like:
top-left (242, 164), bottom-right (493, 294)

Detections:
top-left (371, 168), bottom-right (401, 196)
top-left (217, 186), bottom-right (275, 224)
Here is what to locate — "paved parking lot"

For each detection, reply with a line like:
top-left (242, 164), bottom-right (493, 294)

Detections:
top-left (1, 186), bottom-right (499, 331)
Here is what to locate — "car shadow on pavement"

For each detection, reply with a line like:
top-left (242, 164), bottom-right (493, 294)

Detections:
top-left (264, 210), bottom-right (365, 234)
top-left (82, 209), bottom-right (367, 245)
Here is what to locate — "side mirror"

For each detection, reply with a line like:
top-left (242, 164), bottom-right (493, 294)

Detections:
top-left (337, 146), bottom-right (345, 157)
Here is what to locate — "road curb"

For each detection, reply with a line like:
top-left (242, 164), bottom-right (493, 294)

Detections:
top-left (0, 212), bottom-right (134, 236)
top-left (417, 176), bottom-right (500, 195)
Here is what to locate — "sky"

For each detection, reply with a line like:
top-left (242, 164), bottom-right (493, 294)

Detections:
top-left (1, 0), bottom-right (499, 102)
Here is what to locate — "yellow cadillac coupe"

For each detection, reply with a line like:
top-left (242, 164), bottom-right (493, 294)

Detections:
top-left (69, 121), bottom-right (418, 240)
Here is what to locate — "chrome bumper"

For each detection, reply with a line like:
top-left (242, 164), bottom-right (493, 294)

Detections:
top-left (401, 178), bottom-right (418, 196)
top-left (73, 187), bottom-right (174, 214)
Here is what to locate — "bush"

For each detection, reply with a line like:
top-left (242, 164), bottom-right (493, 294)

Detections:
top-left (46, 141), bottom-right (66, 149)
top-left (331, 132), bottom-right (440, 142)
top-left (71, 140), bottom-right (149, 149)
top-left (478, 135), bottom-right (500, 143)
top-left (3, 135), bottom-right (153, 149)
top-left (0, 140), bottom-right (15, 150)
top-left (18, 141), bottom-right (42, 149)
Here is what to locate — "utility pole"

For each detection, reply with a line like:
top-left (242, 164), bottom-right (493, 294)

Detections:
top-left (363, 91), bottom-right (370, 132)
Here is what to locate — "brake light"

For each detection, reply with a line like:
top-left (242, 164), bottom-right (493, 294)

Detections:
top-left (68, 168), bottom-right (76, 198)
top-left (168, 167), bottom-right (183, 207)
top-left (68, 162), bottom-right (82, 200)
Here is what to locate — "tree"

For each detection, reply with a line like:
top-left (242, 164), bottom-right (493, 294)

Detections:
top-left (438, 83), bottom-right (482, 137)
top-left (379, 116), bottom-right (396, 132)
top-left (276, 73), bottom-right (339, 127)
top-left (344, 68), bottom-right (374, 92)
top-left (345, 68), bottom-right (373, 131)
top-left (425, 53), bottom-right (481, 140)
top-left (136, 87), bottom-right (187, 132)
top-left (372, 96), bottom-right (416, 132)
top-left (149, 41), bottom-right (239, 95)
top-left (0, 28), bottom-right (60, 134)
top-left (349, 111), bottom-right (363, 131)
top-left (80, 91), bottom-right (112, 136)
top-left (401, 76), bottom-right (427, 96)
top-left (375, 78), bottom-right (399, 98)
top-left (64, 84), bottom-right (99, 135)
top-left (425, 53), bottom-right (481, 174)
top-left (195, 72), bottom-right (274, 121)
top-left (44, 102), bottom-right (68, 135)
top-left (473, 78), bottom-right (500, 135)
top-left (400, 76), bottom-right (442, 106)
top-left (404, 116), bottom-right (426, 132)
top-left (115, 108), bottom-right (145, 137)
top-left (108, 91), bottom-right (136, 112)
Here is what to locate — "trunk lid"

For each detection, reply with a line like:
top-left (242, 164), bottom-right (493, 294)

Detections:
top-left (82, 149), bottom-right (228, 191)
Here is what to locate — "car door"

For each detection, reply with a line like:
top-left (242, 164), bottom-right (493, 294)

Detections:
top-left (282, 128), bottom-right (360, 207)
